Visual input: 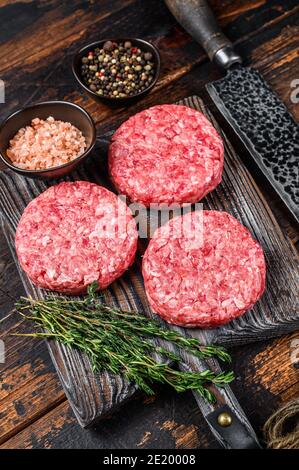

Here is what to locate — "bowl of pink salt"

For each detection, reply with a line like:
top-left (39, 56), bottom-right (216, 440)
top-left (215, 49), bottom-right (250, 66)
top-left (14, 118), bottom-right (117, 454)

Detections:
top-left (0, 101), bottom-right (96, 179)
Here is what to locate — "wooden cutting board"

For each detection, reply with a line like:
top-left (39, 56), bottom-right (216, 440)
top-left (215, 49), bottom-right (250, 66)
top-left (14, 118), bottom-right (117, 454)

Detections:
top-left (0, 96), bottom-right (298, 430)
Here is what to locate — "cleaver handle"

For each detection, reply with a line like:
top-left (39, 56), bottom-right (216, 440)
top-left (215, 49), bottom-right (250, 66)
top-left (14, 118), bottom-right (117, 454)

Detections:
top-left (165, 0), bottom-right (242, 69)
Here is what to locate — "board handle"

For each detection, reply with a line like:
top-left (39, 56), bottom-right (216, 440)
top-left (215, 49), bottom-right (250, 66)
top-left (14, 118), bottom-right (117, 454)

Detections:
top-left (165, 0), bottom-right (242, 69)
top-left (179, 360), bottom-right (262, 449)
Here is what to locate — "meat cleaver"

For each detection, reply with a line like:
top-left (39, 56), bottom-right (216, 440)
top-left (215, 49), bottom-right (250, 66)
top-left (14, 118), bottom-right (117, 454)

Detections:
top-left (165, 0), bottom-right (299, 222)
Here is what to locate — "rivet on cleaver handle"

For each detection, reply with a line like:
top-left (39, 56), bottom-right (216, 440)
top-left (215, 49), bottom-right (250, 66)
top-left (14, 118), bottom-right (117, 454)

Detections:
top-left (206, 405), bottom-right (262, 449)
top-left (164, 0), bottom-right (242, 69)
top-left (179, 361), bottom-right (262, 449)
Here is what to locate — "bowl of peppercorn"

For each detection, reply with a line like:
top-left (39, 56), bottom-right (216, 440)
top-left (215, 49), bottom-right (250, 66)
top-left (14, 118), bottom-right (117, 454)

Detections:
top-left (72, 38), bottom-right (160, 104)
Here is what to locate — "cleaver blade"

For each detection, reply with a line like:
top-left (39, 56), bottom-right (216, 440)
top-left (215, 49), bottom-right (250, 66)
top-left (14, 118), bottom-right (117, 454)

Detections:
top-left (165, 0), bottom-right (299, 222)
top-left (207, 66), bottom-right (299, 222)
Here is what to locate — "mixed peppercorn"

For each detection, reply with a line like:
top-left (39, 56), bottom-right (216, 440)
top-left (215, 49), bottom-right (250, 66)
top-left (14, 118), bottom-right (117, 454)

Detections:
top-left (80, 40), bottom-right (156, 99)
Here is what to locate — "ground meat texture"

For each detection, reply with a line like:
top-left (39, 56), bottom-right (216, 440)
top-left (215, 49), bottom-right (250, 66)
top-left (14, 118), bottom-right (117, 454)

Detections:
top-left (142, 211), bottom-right (266, 328)
top-left (15, 181), bottom-right (138, 294)
top-left (108, 104), bottom-right (224, 207)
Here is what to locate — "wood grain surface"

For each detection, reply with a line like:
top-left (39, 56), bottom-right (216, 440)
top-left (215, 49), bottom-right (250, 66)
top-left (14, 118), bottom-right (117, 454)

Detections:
top-left (3, 93), bottom-right (289, 448)
top-left (0, 0), bottom-right (298, 449)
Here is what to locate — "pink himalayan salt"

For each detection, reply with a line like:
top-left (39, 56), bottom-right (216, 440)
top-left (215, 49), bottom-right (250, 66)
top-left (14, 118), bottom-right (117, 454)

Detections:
top-left (7, 116), bottom-right (87, 170)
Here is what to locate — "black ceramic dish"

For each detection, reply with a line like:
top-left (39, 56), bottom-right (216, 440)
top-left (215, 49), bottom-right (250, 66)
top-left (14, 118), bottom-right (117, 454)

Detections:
top-left (0, 101), bottom-right (96, 179)
top-left (72, 38), bottom-right (161, 105)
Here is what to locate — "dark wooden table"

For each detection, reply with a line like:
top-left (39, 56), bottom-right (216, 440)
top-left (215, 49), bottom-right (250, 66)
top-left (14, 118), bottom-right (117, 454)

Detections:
top-left (0, 0), bottom-right (298, 449)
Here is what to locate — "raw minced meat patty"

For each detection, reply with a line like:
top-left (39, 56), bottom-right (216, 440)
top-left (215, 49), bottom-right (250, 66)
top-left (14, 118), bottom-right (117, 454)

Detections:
top-left (15, 181), bottom-right (138, 294)
top-left (108, 104), bottom-right (224, 206)
top-left (142, 210), bottom-right (266, 327)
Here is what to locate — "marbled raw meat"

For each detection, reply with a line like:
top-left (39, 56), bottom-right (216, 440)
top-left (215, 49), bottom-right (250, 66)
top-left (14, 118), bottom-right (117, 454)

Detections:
top-left (142, 210), bottom-right (266, 327)
top-left (109, 104), bottom-right (224, 207)
top-left (15, 181), bottom-right (138, 294)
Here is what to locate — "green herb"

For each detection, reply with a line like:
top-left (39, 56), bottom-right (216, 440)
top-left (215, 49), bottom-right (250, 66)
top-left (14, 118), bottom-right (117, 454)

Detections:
top-left (14, 282), bottom-right (234, 403)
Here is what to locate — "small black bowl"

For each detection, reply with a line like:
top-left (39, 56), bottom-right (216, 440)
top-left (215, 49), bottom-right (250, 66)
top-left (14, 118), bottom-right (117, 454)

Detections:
top-left (0, 101), bottom-right (96, 179)
top-left (72, 38), bottom-right (161, 105)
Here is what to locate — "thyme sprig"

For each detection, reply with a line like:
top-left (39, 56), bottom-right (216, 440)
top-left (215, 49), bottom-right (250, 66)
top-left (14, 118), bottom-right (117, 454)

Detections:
top-left (14, 282), bottom-right (234, 402)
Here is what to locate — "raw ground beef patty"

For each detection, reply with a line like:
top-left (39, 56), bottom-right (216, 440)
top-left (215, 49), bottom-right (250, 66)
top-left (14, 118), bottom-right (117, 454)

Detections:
top-left (15, 181), bottom-right (138, 294)
top-left (109, 104), bottom-right (224, 206)
top-left (142, 210), bottom-right (266, 327)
